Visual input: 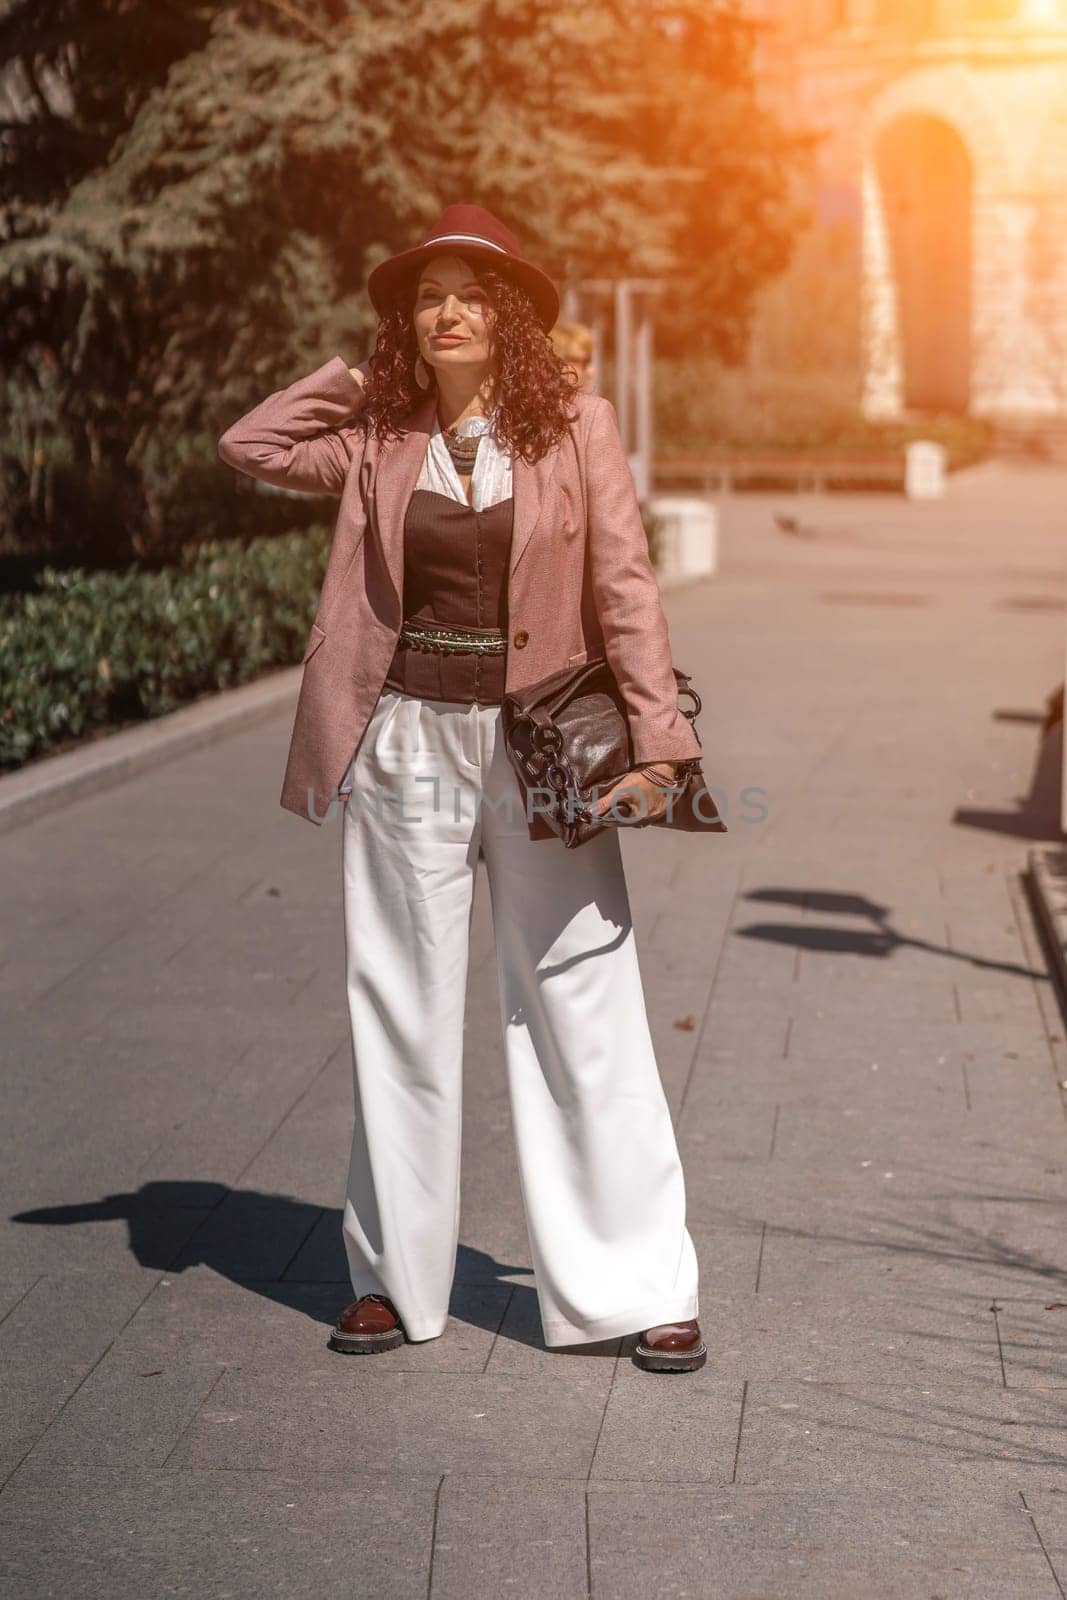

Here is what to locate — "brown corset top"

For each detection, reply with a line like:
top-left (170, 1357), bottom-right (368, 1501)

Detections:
top-left (382, 488), bottom-right (515, 705)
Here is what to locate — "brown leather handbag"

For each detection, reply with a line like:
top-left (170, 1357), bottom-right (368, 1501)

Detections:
top-left (500, 656), bottom-right (728, 849)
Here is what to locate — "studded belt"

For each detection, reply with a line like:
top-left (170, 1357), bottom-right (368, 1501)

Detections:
top-left (399, 618), bottom-right (507, 656)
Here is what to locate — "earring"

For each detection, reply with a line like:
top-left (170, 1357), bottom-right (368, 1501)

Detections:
top-left (414, 355), bottom-right (432, 391)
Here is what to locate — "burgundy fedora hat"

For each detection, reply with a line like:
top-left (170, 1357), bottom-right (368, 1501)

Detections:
top-left (366, 203), bottom-right (560, 334)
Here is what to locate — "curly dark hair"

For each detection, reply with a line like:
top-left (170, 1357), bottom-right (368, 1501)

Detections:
top-left (358, 261), bottom-right (581, 464)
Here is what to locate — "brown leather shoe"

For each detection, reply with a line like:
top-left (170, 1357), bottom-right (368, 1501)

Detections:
top-left (329, 1293), bottom-right (406, 1354)
top-left (633, 1317), bottom-right (707, 1372)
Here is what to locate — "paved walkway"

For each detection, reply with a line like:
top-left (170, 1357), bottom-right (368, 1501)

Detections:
top-left (2, 460), bottom-right (1067, 1597)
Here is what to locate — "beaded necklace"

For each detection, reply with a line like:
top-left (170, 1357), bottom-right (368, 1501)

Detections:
top-left (439, 411), bottom-right (493, 474)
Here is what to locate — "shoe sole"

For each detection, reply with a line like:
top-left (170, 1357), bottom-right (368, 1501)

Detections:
top-left (328, 1327), bottom-right (406, 1354)
top-left (632, 1341), bottom-right (708, 1373)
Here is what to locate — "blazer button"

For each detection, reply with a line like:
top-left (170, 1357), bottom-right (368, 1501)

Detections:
top-left (512, 629), bottom-right (529, 648)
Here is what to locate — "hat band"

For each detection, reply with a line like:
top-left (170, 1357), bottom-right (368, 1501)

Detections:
top-left (422, 232), bottom-right (510, 255)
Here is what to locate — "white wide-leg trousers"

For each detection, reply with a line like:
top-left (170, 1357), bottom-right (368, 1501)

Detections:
top-left (338, 687), bottom-right (699, 1347)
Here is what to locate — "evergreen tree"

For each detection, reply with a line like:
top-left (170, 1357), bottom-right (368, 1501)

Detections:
top-left (0, 0), bottom-right (809, 556)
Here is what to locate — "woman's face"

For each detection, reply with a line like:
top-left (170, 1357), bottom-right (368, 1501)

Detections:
top-left (412, 254), bottom-right (496, 379)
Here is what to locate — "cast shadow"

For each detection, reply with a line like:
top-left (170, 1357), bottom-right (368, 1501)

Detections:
top-left (10, 1179), bottom-right (559, 1344)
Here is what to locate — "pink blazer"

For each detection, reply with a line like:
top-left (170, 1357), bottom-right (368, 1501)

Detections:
top-left (218, 357), bottom-right (702, 839)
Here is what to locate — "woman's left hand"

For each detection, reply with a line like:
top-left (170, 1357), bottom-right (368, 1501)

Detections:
top-left (594, 763), bottom-right (681, 824)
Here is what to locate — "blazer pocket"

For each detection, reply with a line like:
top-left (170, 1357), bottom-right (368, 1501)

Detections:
top-left (302, 622), bottom-right (327, 664)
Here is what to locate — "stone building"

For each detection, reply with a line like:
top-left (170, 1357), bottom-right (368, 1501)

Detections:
top-left (745, 1), bottom-right (1067, 453)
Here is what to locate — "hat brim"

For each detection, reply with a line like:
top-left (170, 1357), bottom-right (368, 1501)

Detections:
top-left (367, 241), bottom-right (559, 334)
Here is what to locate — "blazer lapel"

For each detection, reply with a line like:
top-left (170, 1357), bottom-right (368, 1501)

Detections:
top-left (370, 391), bottom-right (437, 616)
top-left (371, 390), bottom-right (562, 614)
top-left (509, 446), bottom-right (559, 584)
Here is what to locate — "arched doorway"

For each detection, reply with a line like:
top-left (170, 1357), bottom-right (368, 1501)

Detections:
top-left (875, 113), bottom-right (973, 413)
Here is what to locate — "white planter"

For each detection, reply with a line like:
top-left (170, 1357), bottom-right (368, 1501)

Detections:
top-left (648, 495), bottom-right (718, 585)
top-left (905, 441), bottom-right (946, 500)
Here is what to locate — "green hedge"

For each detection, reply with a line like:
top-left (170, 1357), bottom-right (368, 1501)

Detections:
top-left (1, 527), bottom-right (330, 770)
top-left (2, 506), bottom-right (666, 772)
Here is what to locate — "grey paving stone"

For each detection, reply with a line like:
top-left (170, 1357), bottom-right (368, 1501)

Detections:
top-left (166, 1188), bottom-right (328, 1281)
top-left (780, 1021), bottom-right (1049, 1069)
top-left (681, 1147), bottom-right (1067, 1226)
top-left (710, 939), bottom-right (811, 991)
top-left (684, 1187), bottom-right (1047, 1298)
top-left (0, 1254), bottom-right (195, 1366)
top-left (130, 1040), bottom-right (345, 1190)
top-left (783, 1011), bottom-right (1051, 1061)
top-left (0, 1278), bottom-right (39, 1328)
top-left (681, 1046), bottom-right (967, 1126)
top-left (750, 1213), bottom-right (1036, 1304)
top-left (696, 1286), bottom-right (1003, 1386)
top-left (799, 940), bottom-right (984, 985)
top-left (61, 946), bottom-right (320, 1017)
top-left (167, 1361), bottom-right (613, 1477)
top-left (796, 975), bottom-right (963, 1019)
top-left (675, 1094), bottom-right (779, 1163)
top-left (679, 998), bottom-right (791, 1060)
top-left (644, 895), bottom-right (737, 980)
top-left (430, 1477), bottom-right (587, 1599)
top-left (1, 1025), bottom-right (260, 1206)
top-left (482, 1281), bottom-right (621, 1375)
top-left (960, 1048), bottom-right (1064, 1120)
top-left (275, 1207), bottom-right (347, 1281)
top-left (680, 1076), bottom-right (1062, 1173)
top-left (766, 1096), bottom-right (1067, 1170)
top-left (639, 962), bottom-right (714, 1113)
top-left (0, 1357), bottom-right (90, 1485)
top-left (588, 1357), bottom-right (742, 1483)
top-left (587, 1483), bottom-right (1057, 1600)
top-left (0, 1219), bottom-right (212, 1314)
top-left (736, 1381), bottom-right (1067, 1491)
top-left (971, 1197), bottom-right (1067, 1292)
top-left (456, 1188), bottom-right (537, 1286)
top-left (235, 1057), bottom-right (354, 1209)
top-left (0, 880), bottom-right (221, 1017)
top-left (954, 980), bottom-right (1046, 1025)
top-left (0, 1465), bottom-right (438, 1599)
top-left (686, 1223), bottom-right (764, 1299)
top-left (1020, 1488), bottom-right (1067, 1571)
top-left (82, 994), bottom-right (305, 1058)
top-left (117, 1266), bottom-right (348, 1361)
top-left (113, 1266), bottom-right (515, 1375)
top-left (989, 1293), bottom-right (1067, 1391)
top-left (696, 1203), bottom-right (1067, 1326)
top-left (19, 1348), bottom-right (224, 1471)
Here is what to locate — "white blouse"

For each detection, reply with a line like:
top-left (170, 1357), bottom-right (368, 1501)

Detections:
top-left (338, 408), bottom-right (511, 796)
top-left (416, 409), bottom-right (513, 508)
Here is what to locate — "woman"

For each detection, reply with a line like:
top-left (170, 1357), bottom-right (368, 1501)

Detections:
top-left (218, 204), bottom-right (707, 1373)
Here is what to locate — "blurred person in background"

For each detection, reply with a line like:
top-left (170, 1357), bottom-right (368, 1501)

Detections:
top-left (550, 318), bottom-right (597, 393)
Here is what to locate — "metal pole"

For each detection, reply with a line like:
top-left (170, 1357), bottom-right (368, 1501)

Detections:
top-left (615, 279), bottom-right (632, 456)
top-left (590, 313), bottom-right (606, 397)
top-left (634, 292), bottom-right (653, 500)
top-left (1062, 608), bottom-right (1067, 835)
